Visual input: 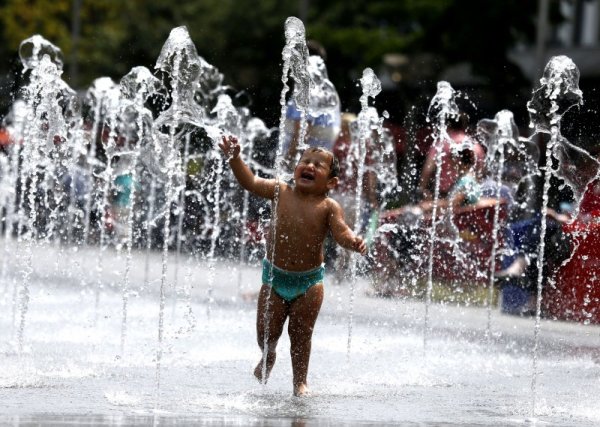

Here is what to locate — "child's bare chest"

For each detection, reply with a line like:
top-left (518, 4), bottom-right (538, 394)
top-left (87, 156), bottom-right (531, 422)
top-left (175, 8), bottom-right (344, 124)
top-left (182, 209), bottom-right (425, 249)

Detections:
top-left (276, 196), bottom-right (328, 235)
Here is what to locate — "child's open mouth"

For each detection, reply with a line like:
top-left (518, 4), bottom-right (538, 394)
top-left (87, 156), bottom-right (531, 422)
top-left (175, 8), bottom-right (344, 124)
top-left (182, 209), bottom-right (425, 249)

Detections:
top-left (300, 171), bottom-right (315, 180)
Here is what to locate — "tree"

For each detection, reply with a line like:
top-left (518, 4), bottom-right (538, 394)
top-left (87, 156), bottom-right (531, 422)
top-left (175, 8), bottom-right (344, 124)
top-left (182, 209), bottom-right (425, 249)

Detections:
top-left (0, 0), bottom-right (551, 127)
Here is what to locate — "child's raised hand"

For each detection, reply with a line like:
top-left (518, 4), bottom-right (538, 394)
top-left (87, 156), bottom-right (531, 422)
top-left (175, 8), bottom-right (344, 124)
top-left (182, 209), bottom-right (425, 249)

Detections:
top-left (219, 135), bottom-right (241, 160)
top-left (353, 236), bottom-right (367, 255)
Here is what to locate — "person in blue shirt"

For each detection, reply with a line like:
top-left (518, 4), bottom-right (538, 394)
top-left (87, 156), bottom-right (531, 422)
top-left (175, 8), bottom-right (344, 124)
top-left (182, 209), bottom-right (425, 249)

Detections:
top-left (282, 54), bottom-right (341, 172)
top-left (110, 156), bottom-right (138, 243)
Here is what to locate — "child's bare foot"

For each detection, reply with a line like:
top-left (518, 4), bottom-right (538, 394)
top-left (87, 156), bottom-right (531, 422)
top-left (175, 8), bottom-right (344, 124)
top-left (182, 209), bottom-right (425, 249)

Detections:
top-left (253, 355), bottom-right (275, 384)
top-left (293, 383), bottom-right (310, 397)
top-left (253, 363), bottom-right (268, 383)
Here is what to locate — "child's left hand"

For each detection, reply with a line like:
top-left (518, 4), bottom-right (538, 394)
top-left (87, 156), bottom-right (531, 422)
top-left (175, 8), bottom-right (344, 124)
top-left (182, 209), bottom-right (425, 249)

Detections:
top-left (353, 236), bottom-right (367, 255)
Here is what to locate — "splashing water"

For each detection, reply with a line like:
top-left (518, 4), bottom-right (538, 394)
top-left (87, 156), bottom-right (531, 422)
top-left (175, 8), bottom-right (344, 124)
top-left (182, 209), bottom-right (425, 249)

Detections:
top-left (306, 55), bottom-right (340, 121)
top-left (19, 35), bottom-right (64, 72)
top-left (205, 94), bottom-right (242, 318)
top-left (149, 25), bottom-right (212, 408)
top-left (16, 35), bottom-right (77, 354)
top-left (282, 54), bottom-right (341, 167)
top-left (477, 110), bottom-right (540, 338)
top-left (422, 81), bottom-right (460, 351)
top-left (346, 68), bottom-right (382, 361)
top-left (526, 55), bottom-right (599, 417)
top-left (237, 119), bottom-right (272, 292)
top-left (143, 23), bottom-right (251, 407)
top-left (277, 16), bottom-right (311, 176)
top-left (117, 66), bottom-right (163, 357)
top-left (2, 20), bottom-right (600, 426)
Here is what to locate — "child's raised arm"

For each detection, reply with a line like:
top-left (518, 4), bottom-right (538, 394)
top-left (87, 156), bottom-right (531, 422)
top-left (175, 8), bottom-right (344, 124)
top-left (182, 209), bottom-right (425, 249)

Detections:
top-left (328, 199), bottom-right (367, 255)
top-left (219, 135), bottom-right (277, 200)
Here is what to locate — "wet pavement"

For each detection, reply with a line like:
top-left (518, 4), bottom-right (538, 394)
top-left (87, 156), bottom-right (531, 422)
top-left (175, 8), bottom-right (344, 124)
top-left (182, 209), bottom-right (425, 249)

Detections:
top-left (1, 243), bottom-right (599, 426)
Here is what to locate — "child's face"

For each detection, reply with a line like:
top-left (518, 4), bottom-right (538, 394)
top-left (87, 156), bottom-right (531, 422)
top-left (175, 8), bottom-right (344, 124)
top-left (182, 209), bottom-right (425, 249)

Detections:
top-left (294, 149), bottom-right (337, 194)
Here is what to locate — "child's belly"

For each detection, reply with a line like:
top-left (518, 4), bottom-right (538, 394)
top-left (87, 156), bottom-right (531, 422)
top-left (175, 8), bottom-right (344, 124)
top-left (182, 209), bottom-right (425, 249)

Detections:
top-left (268, 234), bottom-right (324, 271)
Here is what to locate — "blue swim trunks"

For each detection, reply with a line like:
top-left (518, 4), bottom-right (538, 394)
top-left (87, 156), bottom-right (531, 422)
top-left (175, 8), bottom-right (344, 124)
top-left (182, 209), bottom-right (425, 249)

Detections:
top-left (262, 259), bottom-right (325, 302)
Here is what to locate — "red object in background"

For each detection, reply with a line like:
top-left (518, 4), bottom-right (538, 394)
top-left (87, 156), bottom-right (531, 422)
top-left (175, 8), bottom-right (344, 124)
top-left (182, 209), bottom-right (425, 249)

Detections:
top-left (431, 201), bottom-right (507, 284)
top-left (104, 208), bottom-right (114, 233)
top-left (383, 122), bottom-right (408, 159)
top-left (0, 128), bottom-right (11, 146)
top-left (245, 220), bottom-right (265, 245)
top-left (544, 219), bottom-right (600, 324)
top-left (579, 178), bottom-right (600, 215)
top-left (544, 181), bottom-right (600, 324)
top-left (375, 201), bottom-right (507, 285)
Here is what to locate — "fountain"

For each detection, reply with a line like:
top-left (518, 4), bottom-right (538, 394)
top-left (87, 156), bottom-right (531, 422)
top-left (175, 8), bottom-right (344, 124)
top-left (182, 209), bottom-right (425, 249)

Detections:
top-left (0, 17), bottom-right (598, 427)
top-left (476, 109), bottom-right (540, 336)
top-left (345, 67), bottom-right (385, 360)
top-left (525, 55), bottom-right (600, 416)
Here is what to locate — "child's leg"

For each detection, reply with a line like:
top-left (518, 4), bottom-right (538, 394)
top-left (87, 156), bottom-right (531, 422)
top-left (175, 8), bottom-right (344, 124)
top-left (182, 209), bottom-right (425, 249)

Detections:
top-left (288, 283), bottom-right (324, 396)
top-left (254, 284), bottom-right (288, 383)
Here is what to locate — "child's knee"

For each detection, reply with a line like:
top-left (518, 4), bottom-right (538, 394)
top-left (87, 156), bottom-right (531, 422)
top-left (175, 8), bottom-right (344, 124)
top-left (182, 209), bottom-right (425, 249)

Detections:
top-left (288, 332), bottom-right (312, 349)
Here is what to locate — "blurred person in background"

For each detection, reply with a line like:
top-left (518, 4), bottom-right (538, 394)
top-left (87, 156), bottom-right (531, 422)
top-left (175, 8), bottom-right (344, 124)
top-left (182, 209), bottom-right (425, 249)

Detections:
top-left (282, 40), bottom-right (341, 172)
top-left (417, 113), bottom-right (484, 202)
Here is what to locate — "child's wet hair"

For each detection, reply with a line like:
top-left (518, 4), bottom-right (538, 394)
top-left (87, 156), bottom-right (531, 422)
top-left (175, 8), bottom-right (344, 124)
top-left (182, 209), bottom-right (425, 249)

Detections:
top-left (302, 147), bottom-right (339, 178)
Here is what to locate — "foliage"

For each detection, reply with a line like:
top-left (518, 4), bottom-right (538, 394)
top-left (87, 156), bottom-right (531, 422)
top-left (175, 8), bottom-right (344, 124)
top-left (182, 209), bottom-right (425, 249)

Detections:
top-left (1, 0), bottom-right (72, 52)
top-left (0, 0), bottom-right (547, 126)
